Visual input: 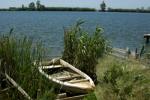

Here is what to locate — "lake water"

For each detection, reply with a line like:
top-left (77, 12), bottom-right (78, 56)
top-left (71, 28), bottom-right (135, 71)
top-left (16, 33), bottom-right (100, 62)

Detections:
top-left (0, 11), bottom-right (150, 57)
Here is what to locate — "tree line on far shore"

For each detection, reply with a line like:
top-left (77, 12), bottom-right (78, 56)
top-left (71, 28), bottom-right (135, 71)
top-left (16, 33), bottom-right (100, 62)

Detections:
top-left (0, 0), bottom-right (150, 13)
top-left (0, 0), bottom-right (96, 11)
top-left (100, 1), bottom-right (150, 13)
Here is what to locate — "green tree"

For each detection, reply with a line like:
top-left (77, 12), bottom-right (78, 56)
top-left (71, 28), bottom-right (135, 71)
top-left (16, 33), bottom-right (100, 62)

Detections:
top-left (39, 5), bottom-right (45, 11)
top-left (22, 4), bottom-right (24, 9)
top-left (29, 2), bottom-right (35, 10)
top-left (36, 0), bottom-right (41, 10)
top-left (21, 4), bottom-right (25, 10)
top-left (100, 1), bottom-right (106, 11)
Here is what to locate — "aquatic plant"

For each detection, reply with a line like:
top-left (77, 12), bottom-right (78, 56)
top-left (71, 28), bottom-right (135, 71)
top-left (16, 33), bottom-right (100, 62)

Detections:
top-left (0, 29), bottom-right (56, 99)
top-left (62, 21), bottom-right (81, 64)
top-left (63, 21), bottom-right (110, 83)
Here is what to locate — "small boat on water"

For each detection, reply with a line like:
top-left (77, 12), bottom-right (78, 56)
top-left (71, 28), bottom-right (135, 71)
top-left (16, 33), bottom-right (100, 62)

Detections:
top-left (38, 58), bottom-right (95, 93)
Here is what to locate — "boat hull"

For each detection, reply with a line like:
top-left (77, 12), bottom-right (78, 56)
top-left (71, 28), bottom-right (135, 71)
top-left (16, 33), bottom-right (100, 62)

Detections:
top-left (38, 58), bottom-right (95, 94)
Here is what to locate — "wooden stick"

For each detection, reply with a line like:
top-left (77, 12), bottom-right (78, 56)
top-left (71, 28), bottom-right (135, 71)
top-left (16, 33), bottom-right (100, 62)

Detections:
top-left (5, 73), bottom-right (32, 100)
top-left (56, 94), bottom-right (86, 100)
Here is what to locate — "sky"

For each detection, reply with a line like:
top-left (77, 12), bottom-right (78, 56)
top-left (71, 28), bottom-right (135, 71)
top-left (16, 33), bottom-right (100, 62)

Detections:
top-left (0, 0), bottom-right (150, 9)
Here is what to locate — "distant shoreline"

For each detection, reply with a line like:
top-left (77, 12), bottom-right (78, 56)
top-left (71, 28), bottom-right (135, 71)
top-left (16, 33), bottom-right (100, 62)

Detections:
top-left (0, 7), bottom-right (96, 12)
top-left (106, 8), bottom-right (150, 13)
top-left (0, 7), bottom-right (150, 13)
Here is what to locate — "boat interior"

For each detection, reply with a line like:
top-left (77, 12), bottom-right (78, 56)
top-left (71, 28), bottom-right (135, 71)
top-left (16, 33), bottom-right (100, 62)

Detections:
top-left (42, 65), bottom-right (89, 83)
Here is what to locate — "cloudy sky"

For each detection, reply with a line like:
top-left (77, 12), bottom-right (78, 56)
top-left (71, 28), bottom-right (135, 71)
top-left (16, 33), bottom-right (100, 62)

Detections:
top-left (0, 0), bottom-right (150, 9)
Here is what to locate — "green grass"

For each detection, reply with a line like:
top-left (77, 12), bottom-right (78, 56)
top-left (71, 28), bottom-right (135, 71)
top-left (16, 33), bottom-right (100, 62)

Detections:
top-left (0, 32), bottom-right (56, 99)
top-left (95, 55), bottom-right (150, 100)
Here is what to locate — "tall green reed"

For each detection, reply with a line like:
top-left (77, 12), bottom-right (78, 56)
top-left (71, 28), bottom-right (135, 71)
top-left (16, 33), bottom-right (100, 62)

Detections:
top-left (62, 20), bottom-right (83, 64)
top-left (63, 21), bottom-right (110, 83)
top-left (0, 30), bottom-right (56, 99)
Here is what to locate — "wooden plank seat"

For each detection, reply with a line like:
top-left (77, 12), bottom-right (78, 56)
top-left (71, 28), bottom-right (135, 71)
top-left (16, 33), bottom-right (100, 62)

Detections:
top-left (56, 74), bottom-right (82, 81)
top-left (68, 79), bottom-right (89, 83)
top-left (41, 65), bottom-right (63, 69)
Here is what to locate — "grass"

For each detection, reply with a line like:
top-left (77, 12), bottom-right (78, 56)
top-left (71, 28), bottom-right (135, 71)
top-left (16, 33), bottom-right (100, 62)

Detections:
top-left (95, 55), bottom-right (150, 100)
top-left (0, 31), bottom-right (57, 99)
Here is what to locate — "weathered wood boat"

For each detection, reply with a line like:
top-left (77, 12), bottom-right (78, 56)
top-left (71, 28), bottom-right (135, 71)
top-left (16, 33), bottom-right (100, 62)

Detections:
top-left (38, 58), bottom-right (95, 94)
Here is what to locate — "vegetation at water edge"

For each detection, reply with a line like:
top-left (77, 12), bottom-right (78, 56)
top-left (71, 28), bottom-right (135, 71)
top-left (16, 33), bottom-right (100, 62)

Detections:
top-left (0, 30), bottom-right (56, 99)
top-left (63, 21), bottom-right (110, 83)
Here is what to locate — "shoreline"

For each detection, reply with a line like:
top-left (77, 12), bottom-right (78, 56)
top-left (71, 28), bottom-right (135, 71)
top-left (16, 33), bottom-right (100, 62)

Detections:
top-left (0, 10), bottom-right (150, 14)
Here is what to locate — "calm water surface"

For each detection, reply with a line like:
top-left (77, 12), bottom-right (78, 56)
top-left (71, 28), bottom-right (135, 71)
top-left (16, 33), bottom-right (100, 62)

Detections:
top-left (0, 11), bottom-right (150, 57)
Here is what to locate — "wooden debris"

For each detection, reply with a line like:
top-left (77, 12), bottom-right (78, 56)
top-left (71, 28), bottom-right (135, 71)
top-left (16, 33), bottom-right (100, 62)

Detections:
top-left (56, 93), bottom-right (86, 100)
top-left (5, 73), bottom-right (32, 100)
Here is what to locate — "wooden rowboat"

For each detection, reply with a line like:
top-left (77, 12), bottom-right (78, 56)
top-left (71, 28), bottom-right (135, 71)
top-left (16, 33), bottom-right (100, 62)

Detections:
top-left (38, 58), bottom-right (95, 93)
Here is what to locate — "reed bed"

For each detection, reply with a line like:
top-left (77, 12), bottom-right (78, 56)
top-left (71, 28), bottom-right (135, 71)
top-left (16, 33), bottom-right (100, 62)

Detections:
top-left (0, 30), bottom-right (56, 99)
top-left (63, 21), bottom-right (110, 83)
